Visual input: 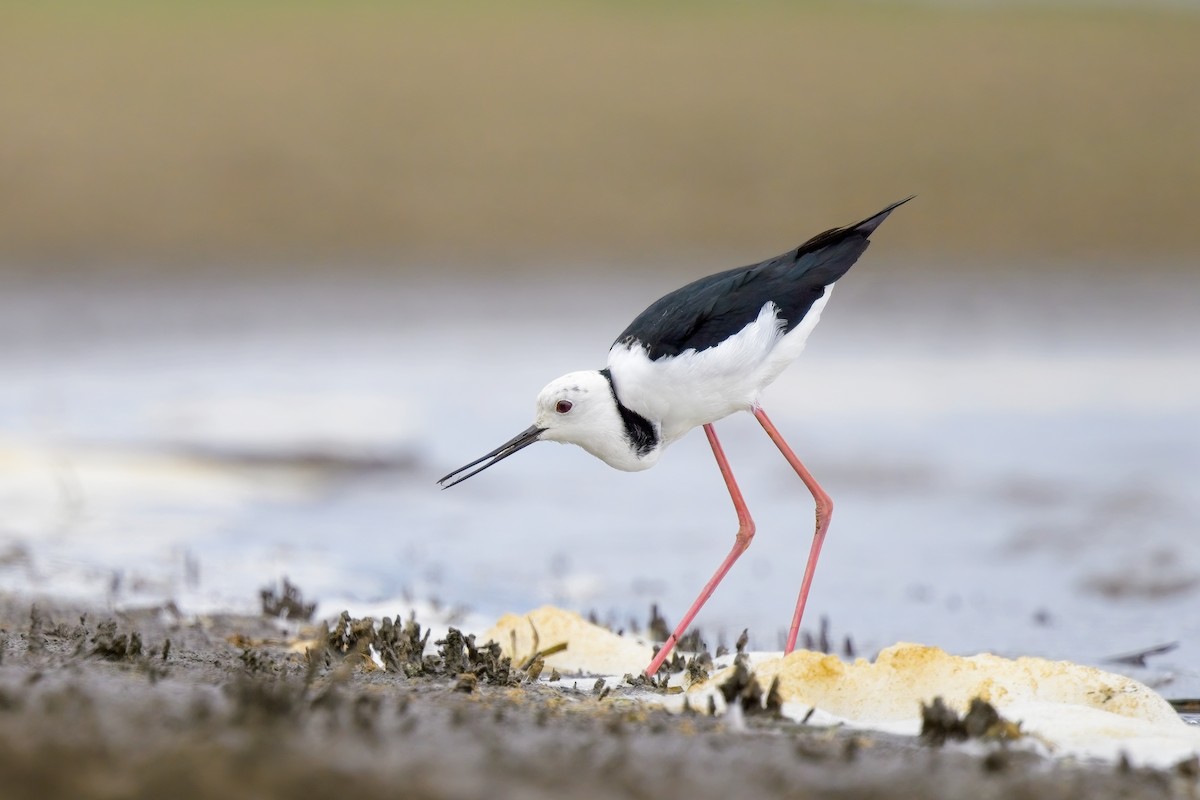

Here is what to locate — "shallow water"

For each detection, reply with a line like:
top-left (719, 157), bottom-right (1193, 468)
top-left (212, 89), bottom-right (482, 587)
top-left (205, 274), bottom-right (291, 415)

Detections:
top-left (0, 267), bottom-right (1197, 696)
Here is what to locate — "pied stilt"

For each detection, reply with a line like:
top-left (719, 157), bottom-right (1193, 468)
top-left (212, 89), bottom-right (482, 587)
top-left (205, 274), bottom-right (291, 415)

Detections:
top-left (439, 197), bottom-right (912, 675)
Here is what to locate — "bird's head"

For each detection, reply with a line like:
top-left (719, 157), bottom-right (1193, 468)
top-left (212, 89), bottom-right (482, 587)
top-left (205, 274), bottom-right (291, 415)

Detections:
top-left (437, 370), bottom-right (653, 488)
top-left (532, 370), bottom-right (622, 445)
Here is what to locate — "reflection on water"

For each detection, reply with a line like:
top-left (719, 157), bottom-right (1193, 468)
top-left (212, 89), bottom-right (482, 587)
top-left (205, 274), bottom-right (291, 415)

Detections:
top-left (1, 268), bottom-right (1197, 696)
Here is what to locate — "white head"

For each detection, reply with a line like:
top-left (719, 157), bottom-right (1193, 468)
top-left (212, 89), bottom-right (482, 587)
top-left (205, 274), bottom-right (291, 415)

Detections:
top-left (437, 370), bottom-right (659, 488)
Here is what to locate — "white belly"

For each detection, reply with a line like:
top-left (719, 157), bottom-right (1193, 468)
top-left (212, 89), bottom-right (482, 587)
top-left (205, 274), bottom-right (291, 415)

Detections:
top-left (607, 288), bottom-right (832, 443)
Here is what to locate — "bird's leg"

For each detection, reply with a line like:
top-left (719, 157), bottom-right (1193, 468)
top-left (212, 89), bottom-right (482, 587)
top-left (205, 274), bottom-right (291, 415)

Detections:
top-left (752, 406), bottom-right (833, 655)
top-left (643, 423), bottom-right (755, 676)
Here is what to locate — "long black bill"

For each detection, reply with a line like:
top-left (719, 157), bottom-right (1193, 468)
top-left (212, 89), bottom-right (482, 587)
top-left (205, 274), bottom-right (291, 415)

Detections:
top-left (437, 424), bottom-right (544, 488)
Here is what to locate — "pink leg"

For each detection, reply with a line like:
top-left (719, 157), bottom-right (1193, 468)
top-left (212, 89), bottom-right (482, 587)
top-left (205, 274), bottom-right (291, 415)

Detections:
top-left (643, 423), bottom-right (755, 676)
top-left (753, 406), bottom-right (833, 654)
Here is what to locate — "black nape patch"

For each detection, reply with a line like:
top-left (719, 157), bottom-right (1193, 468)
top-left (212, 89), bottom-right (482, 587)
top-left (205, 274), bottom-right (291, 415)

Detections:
top-left (599, 369), bottom-right (658, 457)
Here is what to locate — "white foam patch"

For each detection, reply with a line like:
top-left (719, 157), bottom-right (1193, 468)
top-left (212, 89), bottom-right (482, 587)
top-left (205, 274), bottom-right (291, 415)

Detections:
top-left (690, 644), bottom-right (1200, 768)
top-left (482, 605), bottom-right (655, 677)
top-left (483, 608), bottom-right (1200, 769)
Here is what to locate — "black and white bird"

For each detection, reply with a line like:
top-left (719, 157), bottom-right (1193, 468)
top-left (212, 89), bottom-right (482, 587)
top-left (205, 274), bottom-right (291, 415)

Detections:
top-left (438, 197), bottom-right (911, 675)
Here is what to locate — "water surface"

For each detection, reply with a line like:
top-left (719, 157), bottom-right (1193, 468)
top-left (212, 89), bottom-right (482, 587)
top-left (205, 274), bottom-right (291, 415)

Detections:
top-left (1, 267), bottom-right (1196, 696)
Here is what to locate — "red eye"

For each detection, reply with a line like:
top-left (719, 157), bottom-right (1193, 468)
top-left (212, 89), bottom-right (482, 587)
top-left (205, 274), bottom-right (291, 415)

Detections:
top-left (555, 400), bottom-right (573, 414)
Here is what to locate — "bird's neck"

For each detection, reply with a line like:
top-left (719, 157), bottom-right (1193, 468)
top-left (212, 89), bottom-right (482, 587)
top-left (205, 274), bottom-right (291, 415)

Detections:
top-left (594, 368), bottom-right (661, 472)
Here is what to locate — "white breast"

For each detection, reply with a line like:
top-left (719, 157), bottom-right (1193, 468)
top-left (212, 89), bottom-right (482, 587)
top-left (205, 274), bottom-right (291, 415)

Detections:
top-left (607, 288), bottom-right (833, 443)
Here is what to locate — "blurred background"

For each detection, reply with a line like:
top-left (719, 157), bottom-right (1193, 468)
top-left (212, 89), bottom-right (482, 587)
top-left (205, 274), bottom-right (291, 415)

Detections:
top-left (1, 2), bottom-right (1197, 693)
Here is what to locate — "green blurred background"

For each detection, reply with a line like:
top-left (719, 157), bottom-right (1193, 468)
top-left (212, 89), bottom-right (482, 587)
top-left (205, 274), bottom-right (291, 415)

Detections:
top-left (3, 1), bottom-right (1198, 276)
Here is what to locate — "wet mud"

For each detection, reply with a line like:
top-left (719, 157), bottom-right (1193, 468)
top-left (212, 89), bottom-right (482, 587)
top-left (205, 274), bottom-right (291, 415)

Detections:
top-left (0, 594), bottom-right (1196, 800)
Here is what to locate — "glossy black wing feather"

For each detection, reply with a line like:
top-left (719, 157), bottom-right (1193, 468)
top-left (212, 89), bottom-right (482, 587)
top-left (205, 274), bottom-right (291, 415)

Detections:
top-left (615, 197), bottom-right (911, 359)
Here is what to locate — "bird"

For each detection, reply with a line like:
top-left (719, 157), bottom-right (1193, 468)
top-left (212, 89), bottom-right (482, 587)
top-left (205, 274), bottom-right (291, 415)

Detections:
top-left (438, 197), bottom-right (912, 676)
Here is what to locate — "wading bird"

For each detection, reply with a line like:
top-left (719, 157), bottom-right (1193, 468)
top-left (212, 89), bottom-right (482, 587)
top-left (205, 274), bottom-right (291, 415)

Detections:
top-left (439, 198), bottom-right (911, 675)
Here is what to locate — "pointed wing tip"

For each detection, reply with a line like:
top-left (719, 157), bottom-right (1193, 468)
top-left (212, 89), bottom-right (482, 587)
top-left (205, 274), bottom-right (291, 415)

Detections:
top-left (856, 195), bottom-right (915, 235)
top-left (876, 194), bottom-right (916, 217)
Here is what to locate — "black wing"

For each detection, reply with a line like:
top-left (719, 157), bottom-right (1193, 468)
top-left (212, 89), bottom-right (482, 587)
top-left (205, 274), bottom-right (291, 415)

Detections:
top-left (614, 197), bottom-right (912, 360)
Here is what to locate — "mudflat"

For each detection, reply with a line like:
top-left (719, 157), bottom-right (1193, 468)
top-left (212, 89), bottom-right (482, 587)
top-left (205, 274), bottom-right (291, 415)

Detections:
top-left (2, 594), bottom-right (1196, 800)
